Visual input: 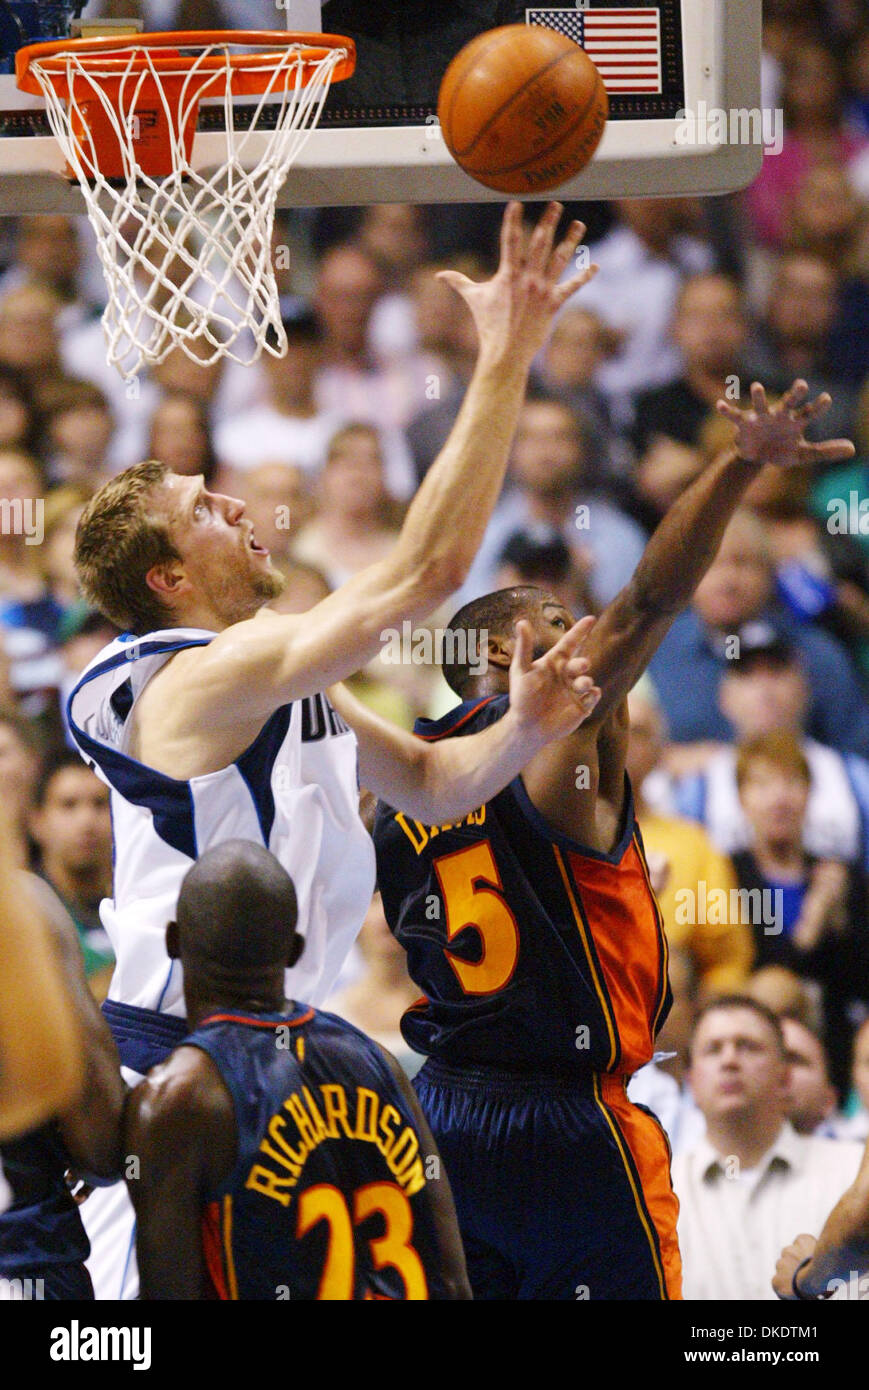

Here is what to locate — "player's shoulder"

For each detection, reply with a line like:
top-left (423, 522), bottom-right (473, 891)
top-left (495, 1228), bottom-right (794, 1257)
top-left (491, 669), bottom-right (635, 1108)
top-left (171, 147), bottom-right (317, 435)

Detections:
top-left (413, 693), bottom-right (509, 743)
top-left (307, 1009), bottom-right (403, 1084)
top-left (128, 1045), bottom-right (231, 1139)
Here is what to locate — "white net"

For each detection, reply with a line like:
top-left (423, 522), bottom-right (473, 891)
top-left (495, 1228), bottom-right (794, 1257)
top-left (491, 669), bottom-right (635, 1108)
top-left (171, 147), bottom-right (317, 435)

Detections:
top-left (26, 39), bottom-right (348, 379)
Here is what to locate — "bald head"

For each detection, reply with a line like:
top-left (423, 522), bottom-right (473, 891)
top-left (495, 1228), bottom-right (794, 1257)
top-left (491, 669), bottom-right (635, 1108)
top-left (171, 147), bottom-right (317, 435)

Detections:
top-left (173, 840), bottom-right (299, 977)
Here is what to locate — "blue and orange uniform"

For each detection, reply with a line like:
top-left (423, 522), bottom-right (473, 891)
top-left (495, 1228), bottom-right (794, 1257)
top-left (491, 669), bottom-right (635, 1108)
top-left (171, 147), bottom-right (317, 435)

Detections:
top-left (184, 1005), bottom-right (450, 1300)
top-left (0, 1124), bottom-right (93, 1300)
top-left (373, 694), bottom-right (682, 1300)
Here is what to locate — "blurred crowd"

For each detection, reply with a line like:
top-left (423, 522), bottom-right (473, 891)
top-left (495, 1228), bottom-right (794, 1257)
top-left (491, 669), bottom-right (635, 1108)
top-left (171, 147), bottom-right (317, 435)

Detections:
top-left (1, 0), bottom-right (869, 1299)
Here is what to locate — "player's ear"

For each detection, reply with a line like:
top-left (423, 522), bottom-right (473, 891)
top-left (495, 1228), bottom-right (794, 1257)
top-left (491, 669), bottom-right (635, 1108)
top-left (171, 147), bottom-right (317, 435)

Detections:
top-left (145, 560), bottom-right (188, 603)
top-left (486, 632), bottom-right (512, 671)
top-left (165, 920), bottom-right (180, 960)
top-left (287, 934), bottom-right (304, 968)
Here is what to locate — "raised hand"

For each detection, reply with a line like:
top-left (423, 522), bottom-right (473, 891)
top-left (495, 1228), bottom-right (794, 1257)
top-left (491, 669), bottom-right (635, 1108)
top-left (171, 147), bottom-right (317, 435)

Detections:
top-left (716, 380), bottom-right (856, 470)
top-left (437, 201), bottom-right (598, 367)
top-left (508, 615), bottom-right (602, 743)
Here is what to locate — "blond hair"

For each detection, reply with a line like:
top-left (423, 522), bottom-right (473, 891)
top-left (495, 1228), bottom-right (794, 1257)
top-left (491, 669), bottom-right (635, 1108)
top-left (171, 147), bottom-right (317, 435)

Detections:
top-left (74, 460), bottom-right (179, 634)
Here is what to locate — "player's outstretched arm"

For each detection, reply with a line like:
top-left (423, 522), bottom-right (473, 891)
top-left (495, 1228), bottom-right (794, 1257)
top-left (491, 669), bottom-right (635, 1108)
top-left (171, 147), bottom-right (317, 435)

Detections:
top-left (522, 381), bottom-right (855, 836)
top-left (579, 381), bottom-right (855, 721)
top-left (329, 616), bottom-right (601, 823)
top-left (164, 205), bottom-right (597, 734)
top-left (0, 813), bottom-right (83, 1140)
top-left (774, 1140), bottom-right (869, 1299)
top-left (375, 1045), bottom-right (471, 1300)
top-left (126, 1048), bottom-right (235, 1300)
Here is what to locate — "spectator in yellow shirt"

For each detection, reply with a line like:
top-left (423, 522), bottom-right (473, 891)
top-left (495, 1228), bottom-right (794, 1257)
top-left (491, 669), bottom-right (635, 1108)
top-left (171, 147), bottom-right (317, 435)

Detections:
top-left (627, 682), bottom-right (754, 993)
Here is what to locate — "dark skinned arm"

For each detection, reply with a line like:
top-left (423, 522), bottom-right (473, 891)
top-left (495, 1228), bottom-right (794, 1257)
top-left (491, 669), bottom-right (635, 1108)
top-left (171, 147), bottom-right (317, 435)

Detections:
top-left (376, 1045), bottom-right (472, 1300)
top-left (25, 877), bottom-right (125, 1179)
top-left (125, 1047), bottom-right (236, 1300)
top-left (522, 381), bottom-right (856, 843)
top-left (774, 1141), bottom-right (869, 1299)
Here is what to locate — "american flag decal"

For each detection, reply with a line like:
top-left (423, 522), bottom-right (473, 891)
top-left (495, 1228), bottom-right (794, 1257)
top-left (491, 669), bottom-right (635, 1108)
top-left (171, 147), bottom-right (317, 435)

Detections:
top-left (527, 7), bottom-right (663, 95)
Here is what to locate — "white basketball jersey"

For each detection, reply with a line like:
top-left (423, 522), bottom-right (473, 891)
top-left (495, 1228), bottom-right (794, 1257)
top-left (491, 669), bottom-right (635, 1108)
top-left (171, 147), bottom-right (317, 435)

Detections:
top-left (67, 628), bottom-right (375, 1016)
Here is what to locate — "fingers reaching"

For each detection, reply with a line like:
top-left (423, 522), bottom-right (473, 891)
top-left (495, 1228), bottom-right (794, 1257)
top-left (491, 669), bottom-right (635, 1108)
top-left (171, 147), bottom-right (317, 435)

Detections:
top-left (799, 438), bottom-right (857, 464)
top-left (435, 269), bottom-right (475, 298)
top-left (794, 392), bottom-right (831, 423)
top-left (780, 379), bottom-right (810, 413)
top-left (511, 618), bottom-right (534, 674)
top-left (750, 382), bottom-right (770, 415)
top-left (499, 201), bottom-right (524, 270)
top-left (548, 218), bottom-right (586, 282)
top-left (525, 201), bottom-right (563, 275)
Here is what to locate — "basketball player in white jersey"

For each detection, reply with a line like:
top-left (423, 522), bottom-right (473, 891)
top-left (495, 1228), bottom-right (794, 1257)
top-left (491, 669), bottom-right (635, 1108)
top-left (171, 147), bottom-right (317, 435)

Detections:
top-left (67, 202), bottom-right (601, 1297)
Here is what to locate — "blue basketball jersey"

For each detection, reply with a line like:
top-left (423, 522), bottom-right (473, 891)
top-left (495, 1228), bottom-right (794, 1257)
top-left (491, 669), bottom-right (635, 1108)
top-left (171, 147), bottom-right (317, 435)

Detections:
top-left (185, 1008), bottom-right (448, 1300)
top-left (0, 1122), bottom-right (90, 1283)
top-left (373, 695), bottom-right (671, 1077)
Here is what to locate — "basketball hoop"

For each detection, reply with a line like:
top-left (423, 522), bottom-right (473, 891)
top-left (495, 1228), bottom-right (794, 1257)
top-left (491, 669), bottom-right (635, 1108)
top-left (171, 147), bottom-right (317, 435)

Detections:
top-left (15, 31), bottom-right (355, 377)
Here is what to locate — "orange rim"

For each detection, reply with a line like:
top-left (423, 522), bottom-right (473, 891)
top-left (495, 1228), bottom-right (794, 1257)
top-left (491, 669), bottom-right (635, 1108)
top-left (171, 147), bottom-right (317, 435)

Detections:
top-left (15, 29), bottom-right (357, 97)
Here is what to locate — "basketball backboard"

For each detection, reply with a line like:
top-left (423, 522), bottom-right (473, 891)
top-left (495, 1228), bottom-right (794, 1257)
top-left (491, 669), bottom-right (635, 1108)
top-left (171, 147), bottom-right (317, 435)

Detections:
top-left (0, 0), bottom-right (764, 213)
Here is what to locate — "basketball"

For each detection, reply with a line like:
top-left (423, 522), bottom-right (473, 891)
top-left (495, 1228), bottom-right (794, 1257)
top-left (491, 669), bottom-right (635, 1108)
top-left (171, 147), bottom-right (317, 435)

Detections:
top-left (437, 24), bottom-right (609, 196)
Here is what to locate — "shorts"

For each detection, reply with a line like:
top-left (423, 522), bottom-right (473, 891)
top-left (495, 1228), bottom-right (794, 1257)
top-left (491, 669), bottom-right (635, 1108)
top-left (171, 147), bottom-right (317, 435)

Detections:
top-left (415, 1059), bottom-right (682, 1301)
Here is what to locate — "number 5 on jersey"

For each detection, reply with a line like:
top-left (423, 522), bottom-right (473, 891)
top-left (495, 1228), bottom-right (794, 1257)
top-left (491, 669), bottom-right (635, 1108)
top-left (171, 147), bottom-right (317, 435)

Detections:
top-left (433, 841), bottom-right (520, 996)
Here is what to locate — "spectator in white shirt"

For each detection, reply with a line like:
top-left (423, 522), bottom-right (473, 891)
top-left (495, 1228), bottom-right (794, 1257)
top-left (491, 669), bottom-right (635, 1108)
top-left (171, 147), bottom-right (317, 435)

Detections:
top-left (216, 308), bottom-right (415, 500)
top-left (672, 996), bottom-right (864, 1300)
top-left (358, 204), bottom-right (431, 364)
top-left (214, 310), bottom-right (341, 478)
top-left (559, 197), bottom-right (715, 425)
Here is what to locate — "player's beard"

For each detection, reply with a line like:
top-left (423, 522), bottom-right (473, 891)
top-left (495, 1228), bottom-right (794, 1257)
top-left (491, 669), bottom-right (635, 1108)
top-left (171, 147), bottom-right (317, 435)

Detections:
top-left (204, 553), bottom-right (287, 627)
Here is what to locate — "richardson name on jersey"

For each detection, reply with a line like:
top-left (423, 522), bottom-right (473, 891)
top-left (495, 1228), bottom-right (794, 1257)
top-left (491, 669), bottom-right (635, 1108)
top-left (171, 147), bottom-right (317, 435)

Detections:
top-left (247, 1083), bottom-right (427, 1207)
top-left (50, 1321), bottom-right (151, 1370)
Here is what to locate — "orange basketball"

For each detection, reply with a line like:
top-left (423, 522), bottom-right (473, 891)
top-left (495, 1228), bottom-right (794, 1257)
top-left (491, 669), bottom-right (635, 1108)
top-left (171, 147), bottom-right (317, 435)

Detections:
top-left (438, 24), bottom-right (608, 196)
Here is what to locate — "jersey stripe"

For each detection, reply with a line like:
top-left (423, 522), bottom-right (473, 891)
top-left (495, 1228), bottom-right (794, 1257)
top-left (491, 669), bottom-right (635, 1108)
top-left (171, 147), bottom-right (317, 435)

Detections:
top-left (593, 1076), bottom-right (667, 1299)
top-left (202, 1200), bottom-right (229, 1300)
top-left (222, 1195), bottom-right (239, 1301)
top-left (200, 1010), bottom-right (314, 1031)
top-left (553, 846), bottom-right (618, 1070)
top-left (414, 697), bottom-right (498, 741)
top-left (632, 832), bottom-right (671, 1036)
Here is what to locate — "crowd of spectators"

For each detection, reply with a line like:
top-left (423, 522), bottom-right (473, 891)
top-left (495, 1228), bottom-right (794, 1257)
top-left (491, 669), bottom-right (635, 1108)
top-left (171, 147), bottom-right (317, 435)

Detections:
top-left (1, 0), bottom-right (868, 1299)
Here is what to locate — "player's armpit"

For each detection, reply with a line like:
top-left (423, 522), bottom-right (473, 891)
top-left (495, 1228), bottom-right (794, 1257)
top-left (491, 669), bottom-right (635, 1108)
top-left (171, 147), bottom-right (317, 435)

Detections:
top-left (519, 714), bottom-right (620, 848)
top-left (143, 564), bottom-right (426, 742)
top-left (125, 1050), bottom-right (236, 1301)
